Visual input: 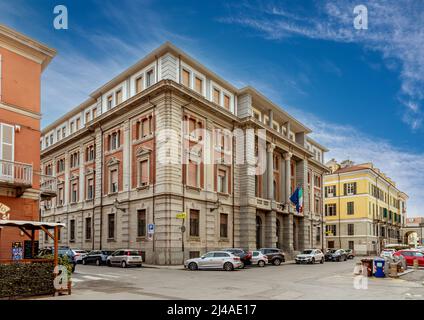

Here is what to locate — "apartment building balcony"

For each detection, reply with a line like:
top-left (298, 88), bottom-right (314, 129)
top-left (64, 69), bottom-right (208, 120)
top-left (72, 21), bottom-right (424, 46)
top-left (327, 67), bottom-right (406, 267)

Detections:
top-left (39, 174), bottom-right (58, 200)
top-left (0, 159), bottom-right (33, 195)
top-left (255, 197), bottom-right (271, 210)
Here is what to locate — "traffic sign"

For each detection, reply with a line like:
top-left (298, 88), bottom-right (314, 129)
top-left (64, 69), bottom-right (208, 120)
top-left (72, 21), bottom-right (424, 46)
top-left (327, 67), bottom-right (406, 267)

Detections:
top-left (147, 223), bottom-right (155, 234)
top-left (176, 212), bottom-right (186, 219)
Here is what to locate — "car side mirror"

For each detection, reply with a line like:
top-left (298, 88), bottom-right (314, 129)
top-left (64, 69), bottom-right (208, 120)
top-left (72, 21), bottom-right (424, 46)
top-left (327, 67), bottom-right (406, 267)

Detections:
top-left (201, 256), bottom-right (205, 259)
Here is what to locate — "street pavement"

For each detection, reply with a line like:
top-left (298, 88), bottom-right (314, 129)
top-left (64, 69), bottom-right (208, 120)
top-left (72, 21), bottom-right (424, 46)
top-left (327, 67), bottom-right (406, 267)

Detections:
top-left (39, 258), bottom-right (424, 300)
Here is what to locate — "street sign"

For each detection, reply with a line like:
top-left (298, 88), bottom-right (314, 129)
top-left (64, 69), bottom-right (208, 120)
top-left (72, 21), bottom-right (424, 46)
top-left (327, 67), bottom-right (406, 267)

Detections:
top-left (0, 203), bottom-right (10, 220)
top-left (147, 223), bottom-right (155, 234)
top-left (176, 212), bottom-right (186, 219)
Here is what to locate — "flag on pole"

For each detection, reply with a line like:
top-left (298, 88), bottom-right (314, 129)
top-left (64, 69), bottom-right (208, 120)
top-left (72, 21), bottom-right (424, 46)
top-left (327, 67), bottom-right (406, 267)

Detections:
top-left (290, 186), bottom-right (303, 213)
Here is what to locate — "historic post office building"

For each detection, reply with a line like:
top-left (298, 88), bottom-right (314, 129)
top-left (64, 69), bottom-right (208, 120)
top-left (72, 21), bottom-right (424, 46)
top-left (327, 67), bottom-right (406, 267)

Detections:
top-left (39, 43), bottom-right (328, 264)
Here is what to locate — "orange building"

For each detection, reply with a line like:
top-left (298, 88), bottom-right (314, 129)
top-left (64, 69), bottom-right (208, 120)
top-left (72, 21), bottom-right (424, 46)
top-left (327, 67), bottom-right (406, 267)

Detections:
top-left (0, 25), bottom-right (55, 259)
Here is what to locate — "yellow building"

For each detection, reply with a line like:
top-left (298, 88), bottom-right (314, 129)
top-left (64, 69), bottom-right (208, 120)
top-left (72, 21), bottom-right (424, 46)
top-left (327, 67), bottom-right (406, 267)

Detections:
top-left (324, 160), bottom-right (408, 255)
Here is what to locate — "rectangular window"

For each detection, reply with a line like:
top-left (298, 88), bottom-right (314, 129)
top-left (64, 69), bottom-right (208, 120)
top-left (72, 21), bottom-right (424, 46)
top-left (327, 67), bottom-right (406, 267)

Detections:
top-left (344, 182), bottom-right (357, 195)
top-left (223, 94), bottom-right (230, 110)
top-left (107, 95), bottom-right (113, 110)
top-left (139, 159), bottom-right (149, 186)
top-left (108, 214), bottom-right (115, 239)
top-left (142, 118), bottom-right (150, 137)
top-left (110, 169), bottom-right (118, 193)
top-left (217, 168), bottom-right (227, 193)
top-left (182, 69), bottom-right (190, 87)
top-left (92, 108), bottom-right (97, 119)
top-left (62, 127), bottom-right (66, 138)
top-left (348, 241), bottom-right (354, 250)
top-left (137, 209), bottom-right (146, 237)
top-left (87, 178), bottom-right (94, 200)
top-left (109, 132), bottom-right (120, 150)
top-left (58, 186), bottom-right (64, 206)
top-left (187, 160), bottom-right (198, 187)
top-left (325, 204), bottom-right (337, 216)
top-left (135, 76), bottom-right (143, 93)
top-left (347, 202), bottom-right (355, 215)
top-left (325, 225), bottom-right (337, 236)
top-left (70, 121), bottom-right (74, 134)
top-left (71, 182), bottom-right (78, 203)
top-left (76, 118), bottom-right (80, 130)
top-left (189, 209), bottom-right (200, 237)
top-left (0, 123), bottom-right (14, 164)
top-left (85, 111), bottom-right (90, 124)
top-left (220, 213), bottom-right (228, 238)
top-left (213, 88), bottom-right (220, 105)
top-left (146, 69), bottom-right (154, 87)
top-left (325, 185), bottom-right (336, 197)
top-left (70, 220), bottom-right (75, 241)
top-left (195, 77), bottom-right (203, 94)
top-left (348, 224), bottom-right (355, 236)
top-left (85, 217), bottom-right (92, 240)
top-left (115, 89), bottom-right (122, 105)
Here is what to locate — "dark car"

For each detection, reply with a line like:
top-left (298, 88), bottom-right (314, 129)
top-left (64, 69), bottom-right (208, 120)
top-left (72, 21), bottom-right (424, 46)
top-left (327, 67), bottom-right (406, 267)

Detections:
top-left (344, 249), bottom-right (355, 259)
top-left (259, 248), bottom-right (285, 265)
top-left (325, 249), bottom-right (347, 262)
top-left (222, 248), bottom-right (252, 268)
top-left (82, 250), bottom-right (114, 266)
top-left (38, 246), bottom-right (77, 272)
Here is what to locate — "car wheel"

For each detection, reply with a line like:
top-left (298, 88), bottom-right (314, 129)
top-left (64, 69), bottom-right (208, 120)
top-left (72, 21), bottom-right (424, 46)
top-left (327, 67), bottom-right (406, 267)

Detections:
top-left (273, 258), bottom-right (282, 266)
top-left (344, 256), bottom-right (347, 261)
top-left (311, 258), bottom-right (315, 264)
top-left (188, 262), bottom-right (198, 271)
top-left (82, 259), bottom-right (86, 265)
top-left (258, 260), bottom-right (265, 267)
top-left (224, 262), bottom-right (234, 271)
top-left (96, 259), bottom-right (101, 266)
top-left (320, 258), bottom-right (324, 264)
top-left (239, 261), bottom-right (245, 269)
top-left (121, 261), bottom-right (127, 268)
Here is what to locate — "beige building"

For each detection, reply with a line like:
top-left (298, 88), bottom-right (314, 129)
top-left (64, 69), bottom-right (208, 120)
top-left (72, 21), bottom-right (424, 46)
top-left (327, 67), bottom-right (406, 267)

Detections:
top-left (324, 160), bottom-right (408, 255)
top-left (39, 42), bottom-right (328, 264)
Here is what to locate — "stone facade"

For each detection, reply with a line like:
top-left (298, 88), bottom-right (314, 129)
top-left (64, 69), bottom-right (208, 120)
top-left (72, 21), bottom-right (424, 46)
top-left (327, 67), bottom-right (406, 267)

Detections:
top-left (40, 43), bottom-right (328, 264)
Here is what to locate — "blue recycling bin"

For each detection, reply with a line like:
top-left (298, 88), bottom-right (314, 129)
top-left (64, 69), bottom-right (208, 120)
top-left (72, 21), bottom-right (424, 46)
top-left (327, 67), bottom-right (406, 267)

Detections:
top-left (374, 258), bottom-right (386, 278)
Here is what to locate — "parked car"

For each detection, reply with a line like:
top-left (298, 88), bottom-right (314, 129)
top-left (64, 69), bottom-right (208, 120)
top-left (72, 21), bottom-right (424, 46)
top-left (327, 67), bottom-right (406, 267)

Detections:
top-left (295, 249), bottom-right (324, 264)
top-left (38, 247), bottom-right (77, 272)
top-left (380, 248), bottom-right (397, 259)
top-left (325, 249), bottom-right (347, 262)
top-left (106, 249), bottom-right (143, 268)
top-left (72, 249), bottom-right (88, 264)
top-left (82, 250), bottom-right (114, 266)
top-left (221, 248), bottom-right (252, 268)
top-left (259, 248), bottom-right (285, 265)
top-left (394, 250), bottom-right (424, 267)
top-left (185, 251), bottom-right (242, 271)
top-left (344, 249), bottom-right (355, 259)
top-left (250, 251), bottom-right (268, 267)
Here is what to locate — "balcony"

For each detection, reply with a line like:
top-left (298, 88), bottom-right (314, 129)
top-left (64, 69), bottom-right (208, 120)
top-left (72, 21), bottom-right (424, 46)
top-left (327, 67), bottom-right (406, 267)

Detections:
top-left (39, 174), bottom-right (58, 200)
top-left (0, 160), bottom-right (33, 195)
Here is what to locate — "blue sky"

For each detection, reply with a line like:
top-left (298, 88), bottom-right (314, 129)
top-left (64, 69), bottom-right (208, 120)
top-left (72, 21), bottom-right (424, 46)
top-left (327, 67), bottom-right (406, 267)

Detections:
top-left (1, 0), bottom-right (423, 216)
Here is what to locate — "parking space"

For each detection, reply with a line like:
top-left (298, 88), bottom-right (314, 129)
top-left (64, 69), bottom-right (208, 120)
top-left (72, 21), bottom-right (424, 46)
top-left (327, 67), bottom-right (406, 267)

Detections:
top-left (41, 258), bottom-right (424, 300)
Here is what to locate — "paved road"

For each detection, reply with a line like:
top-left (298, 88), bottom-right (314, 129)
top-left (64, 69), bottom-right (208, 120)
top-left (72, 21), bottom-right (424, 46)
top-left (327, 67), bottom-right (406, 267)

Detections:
top-left (42, 258), bottom-right (424, 300)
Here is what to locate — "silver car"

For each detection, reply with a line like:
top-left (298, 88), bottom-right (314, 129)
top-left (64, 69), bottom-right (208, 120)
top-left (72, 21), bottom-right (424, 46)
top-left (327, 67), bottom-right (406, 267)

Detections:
top-left (295, 249), bottom-right (324, 264)
top-left (185, 251), bottom-right (243, 271)
top-left (250, 250), bottom-right (268, 267)
top-left (106, 249), bottom-right (143, 268)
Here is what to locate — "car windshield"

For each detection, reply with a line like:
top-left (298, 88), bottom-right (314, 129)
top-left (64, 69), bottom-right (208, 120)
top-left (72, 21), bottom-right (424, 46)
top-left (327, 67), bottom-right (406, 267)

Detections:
top-left (302, 250), bottom-right (313, 254)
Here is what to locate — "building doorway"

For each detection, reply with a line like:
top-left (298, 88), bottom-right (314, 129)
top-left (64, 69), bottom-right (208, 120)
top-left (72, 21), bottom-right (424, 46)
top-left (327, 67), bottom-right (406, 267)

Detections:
top-left (256, 216), bottom-right (262, 249)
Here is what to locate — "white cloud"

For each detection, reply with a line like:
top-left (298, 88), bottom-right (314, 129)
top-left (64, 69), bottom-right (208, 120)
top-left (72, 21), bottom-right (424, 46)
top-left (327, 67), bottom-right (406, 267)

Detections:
top-left (220, 0), bottom-right (424, 131)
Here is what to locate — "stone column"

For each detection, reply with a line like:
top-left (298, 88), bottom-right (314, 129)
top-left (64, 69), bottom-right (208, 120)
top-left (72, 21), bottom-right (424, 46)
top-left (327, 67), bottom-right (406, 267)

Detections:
top-left (283, 152), bottom-right (292, 207)
top-left (279, 155), bottom-right (285, 203)
top-left (265, 210), bottom-right (277, 247)
top-left (266, 143), bottom-right (275, 200)
top-left (283, 213), bottom-right (294, 256)
top-left (93, 127), bottom-right (103, 249)
top-left (122, 120), bottom-right (131, 193)
top-left (79, 144), bottom-right (85, 202)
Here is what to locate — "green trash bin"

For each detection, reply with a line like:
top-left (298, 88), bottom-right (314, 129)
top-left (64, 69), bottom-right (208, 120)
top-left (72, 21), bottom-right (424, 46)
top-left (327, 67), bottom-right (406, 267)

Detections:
top-left (361, 258), bottom-right (374, 277)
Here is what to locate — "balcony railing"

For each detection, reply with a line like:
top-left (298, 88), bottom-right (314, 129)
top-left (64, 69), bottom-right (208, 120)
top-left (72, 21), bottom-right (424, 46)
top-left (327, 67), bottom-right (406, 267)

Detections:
top-left (39, 174), bottom-right (58, 199)
top-left (0, 159), bottom-right (33, 186)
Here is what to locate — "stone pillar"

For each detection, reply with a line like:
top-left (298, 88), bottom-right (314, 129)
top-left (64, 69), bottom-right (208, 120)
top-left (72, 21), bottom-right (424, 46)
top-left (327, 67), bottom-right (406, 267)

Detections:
top-left (268, 109), bottom-right (273, 128)
top-left (296, 159), bottom-right (310, 250)
top-left (266, 143), bottom-right (275, 200)
top-left (279, 155), bottom-right (285, 203)
top-left (283, 213), bottom-right (294, 256)
top-left (79, 145), bottom-right (84, 202)
top-left (265, 210), bottom-right (277, 247)
top-left (122, 120), bottom-right (131, 193)
top-left (93, 127), bottom-right (103, 249)
top-left (283, 152), bottom-right (292, 206)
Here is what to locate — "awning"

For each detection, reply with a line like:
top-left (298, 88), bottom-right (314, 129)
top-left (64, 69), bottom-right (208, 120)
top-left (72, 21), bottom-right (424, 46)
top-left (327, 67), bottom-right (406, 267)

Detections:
top-left (0, 220), bottom-right (66, 230)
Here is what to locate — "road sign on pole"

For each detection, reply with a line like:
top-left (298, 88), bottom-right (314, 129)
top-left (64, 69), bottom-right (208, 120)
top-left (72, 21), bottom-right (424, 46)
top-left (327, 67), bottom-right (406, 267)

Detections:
top-left (176, 212), bottom-right (186, 219)
top-left (147, 223), bottom-right (155, 234)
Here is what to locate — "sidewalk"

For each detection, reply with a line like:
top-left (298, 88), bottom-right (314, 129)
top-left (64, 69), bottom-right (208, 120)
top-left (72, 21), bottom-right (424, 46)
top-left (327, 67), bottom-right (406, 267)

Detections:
top-left (142, 260), bottom-right (295, 270)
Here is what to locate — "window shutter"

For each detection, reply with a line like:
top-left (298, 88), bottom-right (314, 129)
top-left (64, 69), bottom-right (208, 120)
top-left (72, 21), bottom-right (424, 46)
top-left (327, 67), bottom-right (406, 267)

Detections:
top-left (344, 183), bottom-right (347, 195)
top-left (353, 182), bottom-right (357, 195)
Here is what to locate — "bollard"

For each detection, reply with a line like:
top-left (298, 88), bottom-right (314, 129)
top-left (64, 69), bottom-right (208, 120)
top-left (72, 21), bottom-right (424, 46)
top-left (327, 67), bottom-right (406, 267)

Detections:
top-left (413, 259), bottom-right (419, 269)
top-left (389, 263), bottom-right (398, 278)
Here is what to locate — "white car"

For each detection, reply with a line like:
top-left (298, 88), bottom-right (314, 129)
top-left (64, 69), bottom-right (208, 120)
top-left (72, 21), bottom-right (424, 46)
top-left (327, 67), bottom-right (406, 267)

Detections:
top-left (295, 249), bottom-right (325, 264)
top-left (380, 249), bottom-right (396, 258)
top-left (250, 251), bottom-right (268, 267)
top-left (107, 249), bottom-right (143, 268)
top-left (184, 251), bottom-right (243, 271)
top-left (72, 249), bottom-right (88, 264)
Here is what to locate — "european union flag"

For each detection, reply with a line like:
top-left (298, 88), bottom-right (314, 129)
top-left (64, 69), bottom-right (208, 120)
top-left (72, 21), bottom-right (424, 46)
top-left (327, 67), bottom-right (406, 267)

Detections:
top-left (290, 186), bottom-right (303, 213)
